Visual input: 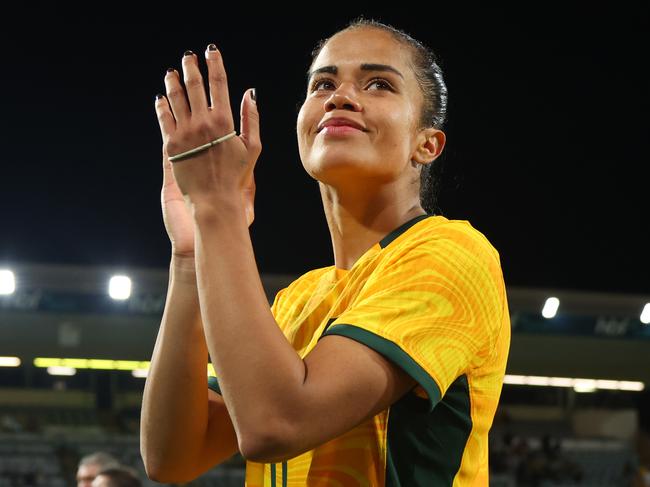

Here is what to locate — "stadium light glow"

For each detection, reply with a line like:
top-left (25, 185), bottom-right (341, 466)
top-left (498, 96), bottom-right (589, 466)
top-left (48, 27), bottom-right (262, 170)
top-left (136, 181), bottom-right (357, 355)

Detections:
top-left (34, 358), bottom-right (149, 370)
top-left (109, 275), bottom-right (131, 300)
top-left (34, 357), bottom-right (217, 378)
top-left (504, 375), bottom-right (645, 392)
top-left (573, 379), bottom-right (597, 393)
top-left (47, 366), bottom-right (77, 376)
top-left (0, 356), bottom-right (21, 367)
top-left (542, 297), bottom-right (560, 318)
top-left (0, 269), bottom-right (16, 295)
top-left (641, 303), bottom-right (650, 325)
top-left (619, 381), bottom-right (646, 392)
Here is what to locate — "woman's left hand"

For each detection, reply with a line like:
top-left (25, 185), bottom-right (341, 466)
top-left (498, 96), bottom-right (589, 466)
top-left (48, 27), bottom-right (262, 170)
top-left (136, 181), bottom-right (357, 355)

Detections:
top-left (156, 45), bottom-right (261, 223)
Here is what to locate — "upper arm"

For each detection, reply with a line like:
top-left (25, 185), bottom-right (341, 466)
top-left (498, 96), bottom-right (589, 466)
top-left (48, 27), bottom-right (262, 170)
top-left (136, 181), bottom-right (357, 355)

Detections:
top-left (192, 388), bottom-right (240, 475)
top-left (250, 334), bottom-right (416, 463)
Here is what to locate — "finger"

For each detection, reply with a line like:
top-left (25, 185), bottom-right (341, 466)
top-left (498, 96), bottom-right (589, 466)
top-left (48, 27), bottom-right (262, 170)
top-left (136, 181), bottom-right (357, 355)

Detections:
top-left (154, 94), bottom-right (176, 143)
top-left (181, 51), bottom-right (209, 115)
top-left (164, 68), bottom-right (190, 123)
top-left (205, 45), bottom-right (233, 121)
top-left (240, 88), bottom-right (261, 157)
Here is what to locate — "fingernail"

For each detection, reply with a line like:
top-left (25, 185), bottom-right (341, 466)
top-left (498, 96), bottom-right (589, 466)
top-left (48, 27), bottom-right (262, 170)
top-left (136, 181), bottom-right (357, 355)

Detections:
top-left (183, 50), bottom-right (194, 57)
top-left (155, 93), bottom-right (164, 100)
top-left (166, 68), bottom-right (175, 73)
top-left (251, 88), bottom-right (257, 102)
top-left (207, 43), bottom-right (217, 51)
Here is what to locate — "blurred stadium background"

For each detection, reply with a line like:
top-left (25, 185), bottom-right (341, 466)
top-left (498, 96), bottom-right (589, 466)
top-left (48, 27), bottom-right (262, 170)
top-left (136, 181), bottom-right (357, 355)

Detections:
top-left (0, 262), bottom-right (647, 486)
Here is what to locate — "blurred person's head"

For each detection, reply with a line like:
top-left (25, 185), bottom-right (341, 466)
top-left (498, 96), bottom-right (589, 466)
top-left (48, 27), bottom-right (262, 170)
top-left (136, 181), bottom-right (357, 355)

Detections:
top-left (91, 466), bottom-right (141, 487)
top-left (76, 452), bottom-right (120, 487)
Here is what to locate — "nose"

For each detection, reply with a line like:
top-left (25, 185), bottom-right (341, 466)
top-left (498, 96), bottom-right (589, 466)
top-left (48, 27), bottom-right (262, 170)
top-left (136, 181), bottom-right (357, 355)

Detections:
top-left (323, 83), bottom-right (362, 113)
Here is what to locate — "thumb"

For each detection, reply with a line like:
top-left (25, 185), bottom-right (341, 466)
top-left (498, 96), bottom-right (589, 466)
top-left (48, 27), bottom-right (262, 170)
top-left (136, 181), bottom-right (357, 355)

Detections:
top-left (240, 88), bottom-right (261, 157)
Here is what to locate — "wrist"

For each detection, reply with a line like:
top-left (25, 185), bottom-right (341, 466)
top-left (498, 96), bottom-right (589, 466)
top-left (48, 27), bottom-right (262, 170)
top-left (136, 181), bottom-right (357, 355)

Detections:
top-left (170, 254), bottom-right (197, 285)
top-left (191, 194), bottom-right (247, 227)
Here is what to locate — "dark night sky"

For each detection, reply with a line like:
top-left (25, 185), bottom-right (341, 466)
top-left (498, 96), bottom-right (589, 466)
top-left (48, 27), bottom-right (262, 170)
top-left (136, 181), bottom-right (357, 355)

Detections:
top-left (1, 6), bottom-right (648, 295)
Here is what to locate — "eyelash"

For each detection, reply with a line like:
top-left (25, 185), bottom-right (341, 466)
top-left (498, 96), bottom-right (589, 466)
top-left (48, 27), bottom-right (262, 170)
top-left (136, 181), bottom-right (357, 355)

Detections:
top-left (309, 77), bottom-right (394, 93)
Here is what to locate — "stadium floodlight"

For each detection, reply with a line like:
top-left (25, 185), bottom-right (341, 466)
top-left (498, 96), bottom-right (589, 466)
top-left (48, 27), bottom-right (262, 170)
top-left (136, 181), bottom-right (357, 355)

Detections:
top-left (0, 269), bottom-right (16, 295)
top-left (641, 303), bottom-right (650, 325)
top-left (47, 366), bottom-right (77, 376)
top-left (526, 376), bottom-right (550, 386)
top-left (109, 275), bottom-right (131, 300)
top-left (619, 381), bottom-right (646, 392)
top-left (595, 380), bottom-right (620, 390)
top-left (34, 357), bottom-right (219, 379)
top-left (573, 379), bottom-right (597, 393)
top-left (504, 375), bottom-right (645, 392)
top-left (542, 297), bottom-right (560, 318)
top-left (0, 357), bottom-right (21, 367)
top-left (548, 377), bottom-right (573, 387)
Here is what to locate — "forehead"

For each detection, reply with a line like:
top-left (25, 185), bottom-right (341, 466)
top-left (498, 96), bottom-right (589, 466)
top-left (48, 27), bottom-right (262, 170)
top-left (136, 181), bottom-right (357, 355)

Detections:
top-left (91, 476), bottom-right (110, 487)
top-left (78, 464), bottom-right (98, 476)
top-left (313, 28), bottom-right (411, 78)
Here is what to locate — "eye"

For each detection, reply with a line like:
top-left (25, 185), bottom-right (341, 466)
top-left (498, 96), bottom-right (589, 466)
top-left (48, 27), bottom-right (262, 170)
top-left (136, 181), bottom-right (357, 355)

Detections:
top-left (310, 78), bottom-right (335, 92)
top-left (367, 78), bottom-right (394, 91)
top-left (309, 77), bottom-right (395, 93)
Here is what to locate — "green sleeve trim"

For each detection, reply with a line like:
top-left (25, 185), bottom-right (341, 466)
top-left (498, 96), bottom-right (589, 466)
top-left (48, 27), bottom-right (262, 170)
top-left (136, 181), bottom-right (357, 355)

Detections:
top-left (322, 324), bottom-right (441, 412)
top-left (207, 375), bottom-right (222, 395)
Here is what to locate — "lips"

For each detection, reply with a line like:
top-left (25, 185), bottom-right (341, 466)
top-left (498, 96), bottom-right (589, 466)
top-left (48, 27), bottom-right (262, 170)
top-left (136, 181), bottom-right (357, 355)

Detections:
top-left (317, 117), bottom-right (367, 133)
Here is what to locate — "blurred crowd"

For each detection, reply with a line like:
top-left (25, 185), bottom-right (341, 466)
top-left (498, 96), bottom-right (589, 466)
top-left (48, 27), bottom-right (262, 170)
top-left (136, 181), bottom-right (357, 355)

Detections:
top-left (490, 432), bottom-right (583, 485)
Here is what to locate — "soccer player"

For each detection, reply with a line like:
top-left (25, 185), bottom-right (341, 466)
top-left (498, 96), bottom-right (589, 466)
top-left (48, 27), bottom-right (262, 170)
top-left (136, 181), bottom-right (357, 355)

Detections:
top-left (141, 17), bottom-right (510, 486)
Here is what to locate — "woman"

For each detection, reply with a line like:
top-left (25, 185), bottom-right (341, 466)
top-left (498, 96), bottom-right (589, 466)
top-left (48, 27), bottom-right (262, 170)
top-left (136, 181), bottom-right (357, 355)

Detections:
top-left (140, 18), bottom-right (510, 486)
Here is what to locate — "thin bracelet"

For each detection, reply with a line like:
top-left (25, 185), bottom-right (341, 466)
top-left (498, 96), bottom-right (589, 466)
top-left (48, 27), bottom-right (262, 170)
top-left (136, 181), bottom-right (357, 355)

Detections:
top-left (168, 131), bottom-right (238, 162)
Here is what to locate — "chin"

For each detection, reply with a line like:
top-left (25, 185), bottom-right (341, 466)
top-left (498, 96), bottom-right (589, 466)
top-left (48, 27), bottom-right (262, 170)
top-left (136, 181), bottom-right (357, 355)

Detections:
top-left (306, 151), bottom-right (371, 182)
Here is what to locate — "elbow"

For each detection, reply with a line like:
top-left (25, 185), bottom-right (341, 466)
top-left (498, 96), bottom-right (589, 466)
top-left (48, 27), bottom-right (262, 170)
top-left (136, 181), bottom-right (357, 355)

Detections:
top-left (141, 447), bottom-right (196, 484)
top-left (140, 451), bottom-right (170, 483)
top-left (141, 453), bottom-right (165, 483)
top-left (238, 421), bottom-right (295, 463)
top-left (142, 463), bottom-right (195, 485)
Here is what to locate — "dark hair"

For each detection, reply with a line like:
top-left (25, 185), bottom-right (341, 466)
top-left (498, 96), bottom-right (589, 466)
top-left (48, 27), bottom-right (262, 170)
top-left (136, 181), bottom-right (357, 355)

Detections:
top-left (95, 466), bottom-right (142, 487)
top-left (307, 16), bottom-right (449, 215)
top-left (78, 451), bottom-right (120, 469)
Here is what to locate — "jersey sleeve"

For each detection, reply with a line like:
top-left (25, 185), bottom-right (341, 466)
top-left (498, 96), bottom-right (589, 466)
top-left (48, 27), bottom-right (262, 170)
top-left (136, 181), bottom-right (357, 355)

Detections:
top-left (321, 224), bottom-right (506, 412)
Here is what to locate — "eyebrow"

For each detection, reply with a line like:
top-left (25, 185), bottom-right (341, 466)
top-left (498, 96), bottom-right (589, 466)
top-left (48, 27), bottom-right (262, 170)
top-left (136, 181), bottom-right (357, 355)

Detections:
top-left (307, 63), bottom-right (405, 82)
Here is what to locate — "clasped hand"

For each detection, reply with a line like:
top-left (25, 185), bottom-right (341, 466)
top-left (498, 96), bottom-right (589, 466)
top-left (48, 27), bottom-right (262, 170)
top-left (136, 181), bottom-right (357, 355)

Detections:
top-left (155, 45), bottom-right (260, 222)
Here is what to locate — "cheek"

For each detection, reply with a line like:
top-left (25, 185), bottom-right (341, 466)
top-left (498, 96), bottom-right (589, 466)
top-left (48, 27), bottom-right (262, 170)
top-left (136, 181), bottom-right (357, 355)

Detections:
top-left (378, 110), bottom-right (414, 149)
top-left (296, 104), bottom-right (311, 142)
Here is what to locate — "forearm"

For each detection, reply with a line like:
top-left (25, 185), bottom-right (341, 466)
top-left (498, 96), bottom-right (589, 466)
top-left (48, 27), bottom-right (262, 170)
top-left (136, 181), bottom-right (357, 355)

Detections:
top-left (140, 255), bottom-right (210, 478)
top-left (192, 201), bottom-right (305, 454)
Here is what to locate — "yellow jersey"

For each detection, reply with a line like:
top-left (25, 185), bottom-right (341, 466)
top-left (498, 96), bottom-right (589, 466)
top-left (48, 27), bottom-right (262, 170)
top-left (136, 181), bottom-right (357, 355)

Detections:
top-left (209, 213), bottom-right (511, 486)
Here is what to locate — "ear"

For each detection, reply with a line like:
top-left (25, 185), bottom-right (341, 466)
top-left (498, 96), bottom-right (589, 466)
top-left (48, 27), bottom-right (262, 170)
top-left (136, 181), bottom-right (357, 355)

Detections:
top-left (411, 128), bottom-right (446, 167)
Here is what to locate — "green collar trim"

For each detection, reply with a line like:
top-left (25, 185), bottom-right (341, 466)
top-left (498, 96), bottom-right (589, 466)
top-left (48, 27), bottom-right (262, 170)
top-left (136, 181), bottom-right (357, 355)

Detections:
top-left (379, 214), bottom-right (432, 249)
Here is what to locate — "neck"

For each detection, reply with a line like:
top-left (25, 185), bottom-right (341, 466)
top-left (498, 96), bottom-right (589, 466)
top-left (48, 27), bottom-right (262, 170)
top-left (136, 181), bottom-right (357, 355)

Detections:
top-left (319, 180), bottom-right (425, 270)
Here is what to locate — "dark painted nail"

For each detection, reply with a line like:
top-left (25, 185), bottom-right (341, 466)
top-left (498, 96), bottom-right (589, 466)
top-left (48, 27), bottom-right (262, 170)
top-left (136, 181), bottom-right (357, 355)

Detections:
top-left (183, 50), bottom-right (194, 57)
top-left (251, 88), bottom-right (257, 102)
top-left (207, 43), bottom-right (217, 51)
top-left (155, 93), bottom-right (164, 100)
top-left (166, 68), bottom-right (175, 73)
